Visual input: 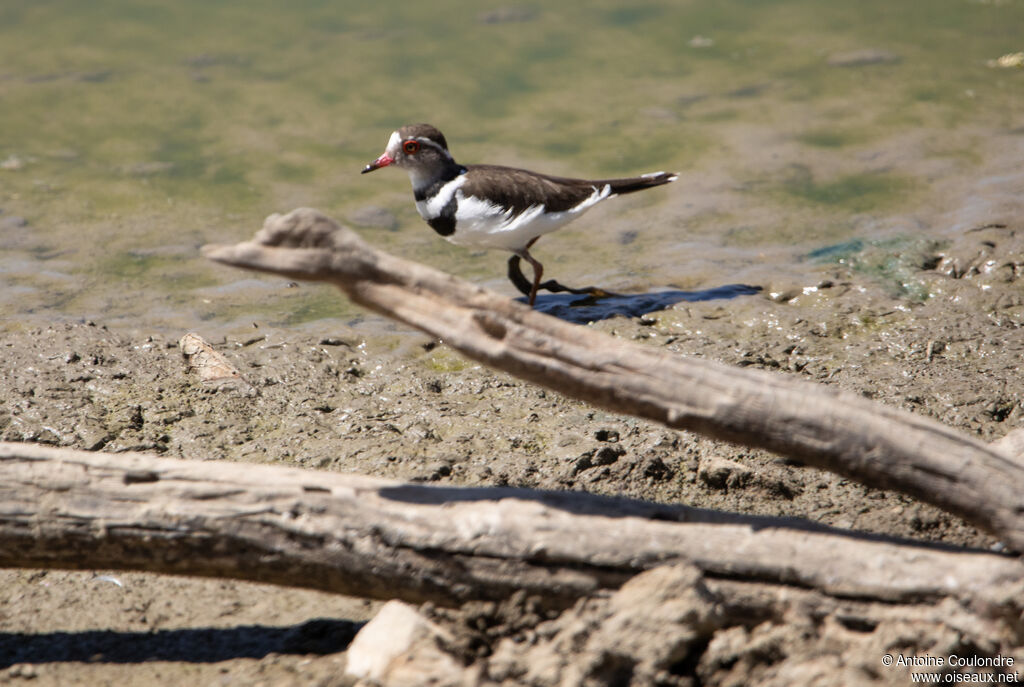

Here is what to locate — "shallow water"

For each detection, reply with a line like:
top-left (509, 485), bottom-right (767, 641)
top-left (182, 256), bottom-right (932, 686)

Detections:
top-left (1, 0), bottom-right (1021, 337)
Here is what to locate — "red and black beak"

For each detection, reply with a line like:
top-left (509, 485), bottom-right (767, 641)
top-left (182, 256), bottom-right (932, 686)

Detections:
top-left (361, 152), bottom-right (394, 174)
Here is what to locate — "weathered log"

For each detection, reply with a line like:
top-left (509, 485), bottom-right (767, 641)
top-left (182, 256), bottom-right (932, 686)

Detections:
top-left (1, 442), bottom-right (1021, 610)
top-left (202, 209), bottom-right (1024, 549)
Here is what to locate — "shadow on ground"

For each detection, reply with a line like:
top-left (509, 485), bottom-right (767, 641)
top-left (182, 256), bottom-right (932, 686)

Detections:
top-left (524, 284), bottom-right (762, 323)
top-left (0, 618), bottom-right (361, 666)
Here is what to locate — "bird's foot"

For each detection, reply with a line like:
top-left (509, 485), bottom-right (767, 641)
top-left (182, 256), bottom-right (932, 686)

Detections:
top-left (538, 280), bottom-right (620, 304)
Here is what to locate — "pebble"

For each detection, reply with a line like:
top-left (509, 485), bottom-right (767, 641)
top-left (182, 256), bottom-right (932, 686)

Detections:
top-left (827, 49), bottom-right (901, 67)
top-left (572, 445), bottom-right (625, 475)
top-left (0, 215), bottom-right (28, 230)
top-left (698, 456), bottom-right (753, 491)
top-left (987, 52), bottom-right (1024, 69)
top-left (1, 155), bottom-right (25, 170)
top-left (6, 664), bottom-right (38, 679)
top-left (122, 161), bottom-right (176, 177)
top-left (348, 205), bottom-right (399, 230)
top-left (478, 7), bottom-right (537, 24)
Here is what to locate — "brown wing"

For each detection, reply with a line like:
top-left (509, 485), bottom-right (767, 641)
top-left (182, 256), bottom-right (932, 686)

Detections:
top-left (461, 165), bottom-right (599, 213)
top-left (462, 165), bottom-right (675, 213)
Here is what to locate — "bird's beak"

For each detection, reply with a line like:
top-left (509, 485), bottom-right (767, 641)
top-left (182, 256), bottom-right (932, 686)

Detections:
top-left (361, 152), bottom-right (394, 174)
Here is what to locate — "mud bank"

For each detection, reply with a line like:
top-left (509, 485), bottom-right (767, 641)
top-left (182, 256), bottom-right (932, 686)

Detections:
top-left (1, 220), bottom-right (1022, 685)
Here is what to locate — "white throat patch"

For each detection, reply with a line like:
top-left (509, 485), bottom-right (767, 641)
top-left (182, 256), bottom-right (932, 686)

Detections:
top-left (415, 175), bottom-right (467, 217)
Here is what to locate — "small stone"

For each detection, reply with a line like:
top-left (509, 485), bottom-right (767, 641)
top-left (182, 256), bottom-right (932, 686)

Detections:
top-left (642, 455), bottom-right (672, 480)
top-left (345, 601), bottom-right (456, 680)
top-left (769, 288), bottom-right (799, 303)
top-left (572, 451), bottom-right (594, 474)
top-left (76, 421), bottom-right (113, 451)
top-left (698, 456), bottom-right (753, 491)
top-left (593, 445), bottom-right (625, 466)
top-left (640, 107), bottom-right (678, 122)
top-left (424, 461), bottom-right (452, 480)
top-left (34, 427), bottom-right (62, 445)
top-left (827, 49), bottom-right (901, 67)
top-left (318, 337), bottom-right (351, 347)
top-left (0, 215), bottom-right (28, 230)
top-left (1, 155), bottom-right (25, 170)
top-left (478, 6), bottom-right (537, 24)
top-left (987, 52), bottom-right (1024, 69)
top-left (7, 664), bottom-right (38, 679)
top-left (122, 161), bottom-right (176, 177)
top-left (49, 149), bottom-right (80, 161)
top-left (77, 70), bottom-right (114, 83)
top-left (348, 205), bottom-right (399, 230)
top-left (573, 445), bottom-right (626, 475)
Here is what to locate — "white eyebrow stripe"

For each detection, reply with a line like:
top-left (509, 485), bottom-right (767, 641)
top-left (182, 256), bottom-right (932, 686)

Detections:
top-left (415, 136), bottom-right (454, 162)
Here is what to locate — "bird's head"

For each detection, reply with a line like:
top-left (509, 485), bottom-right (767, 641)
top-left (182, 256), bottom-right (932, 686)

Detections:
top-left (361, 124), bottom-right (454, 178)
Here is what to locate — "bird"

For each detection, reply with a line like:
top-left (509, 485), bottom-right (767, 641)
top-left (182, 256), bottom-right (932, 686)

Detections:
top-left (361, 123), bottom-right (677, 306)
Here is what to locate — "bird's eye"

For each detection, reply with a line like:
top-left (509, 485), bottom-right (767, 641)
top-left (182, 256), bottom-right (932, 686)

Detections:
top-left (403, 140), bottom-right (420, 154)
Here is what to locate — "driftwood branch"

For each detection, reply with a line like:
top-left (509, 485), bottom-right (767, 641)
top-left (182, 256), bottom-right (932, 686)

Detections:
top-left (2, 442), bottom-right (1022, 611)
top-left (203, 208), bottom-right (1024, 549)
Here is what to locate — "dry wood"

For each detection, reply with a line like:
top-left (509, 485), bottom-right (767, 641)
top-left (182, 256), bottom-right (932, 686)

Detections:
top-left (203, 208), bottom-right (1024, 549)
top-left (2, 442), bottom-right (1022, 610)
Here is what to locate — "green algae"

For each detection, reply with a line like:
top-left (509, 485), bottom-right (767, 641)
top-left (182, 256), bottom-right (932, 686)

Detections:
top-left (781, 169), bottom-right (912, 213)
top-left (1, 0), bottom-right (1022, 331)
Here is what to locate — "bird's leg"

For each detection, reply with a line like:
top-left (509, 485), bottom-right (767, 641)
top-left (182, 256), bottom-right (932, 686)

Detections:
top-left (509, 248), bottom-right (548, 306)
top-left (508, 240), bottom-right (621, 306)
top-left (526, 239), bottom-right (620, 302)
top-left (507, 255), bottom-right (535, 298)
top-left (515, 249), bottom-right (546, 307)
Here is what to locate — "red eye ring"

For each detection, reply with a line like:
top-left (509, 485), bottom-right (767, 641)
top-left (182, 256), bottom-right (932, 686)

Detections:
top-left (403, 139), bottom-right (420, 154)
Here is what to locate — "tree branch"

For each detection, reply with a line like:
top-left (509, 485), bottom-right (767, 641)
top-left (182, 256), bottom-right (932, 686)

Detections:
top-left (203, 208), bottom-right (1024, 549)
top-left (2, 442), bottom-right (1020, 610)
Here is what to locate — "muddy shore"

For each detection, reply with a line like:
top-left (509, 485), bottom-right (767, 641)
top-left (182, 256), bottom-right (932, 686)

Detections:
top-left (1, 214), bottom-right (1022, 684)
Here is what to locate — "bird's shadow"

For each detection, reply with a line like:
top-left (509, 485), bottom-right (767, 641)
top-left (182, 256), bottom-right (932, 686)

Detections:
top-left (521, 284), bottom-right (762, 323)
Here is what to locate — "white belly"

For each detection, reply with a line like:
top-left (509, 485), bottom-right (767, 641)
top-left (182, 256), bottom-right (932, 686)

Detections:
top-left (416, 183), bottom-right (612, 252)
top-left (449, 199), bottom-right (575, 250)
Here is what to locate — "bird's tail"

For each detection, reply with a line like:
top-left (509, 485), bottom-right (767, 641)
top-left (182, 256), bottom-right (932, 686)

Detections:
top-left (601, 171), bottom-right (678, 195)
